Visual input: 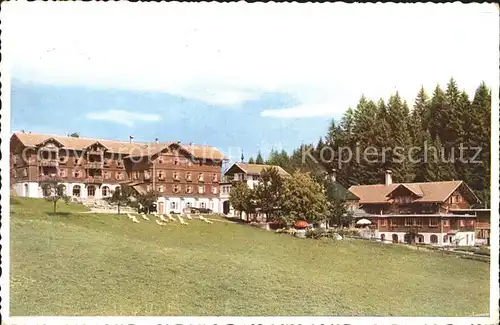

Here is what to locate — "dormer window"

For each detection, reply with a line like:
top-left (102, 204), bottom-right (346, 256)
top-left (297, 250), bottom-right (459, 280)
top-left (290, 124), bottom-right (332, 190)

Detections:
top-left (158, 157), bottom-right (164, 164)
top-left (395, 196), bottom-right (412, 204)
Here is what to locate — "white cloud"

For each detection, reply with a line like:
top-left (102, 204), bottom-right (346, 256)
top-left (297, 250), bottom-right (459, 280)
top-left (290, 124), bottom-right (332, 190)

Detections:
top-left (3, 2), bottom-right (499, 117)
top-left (85, 109), bottom-right (161, 127)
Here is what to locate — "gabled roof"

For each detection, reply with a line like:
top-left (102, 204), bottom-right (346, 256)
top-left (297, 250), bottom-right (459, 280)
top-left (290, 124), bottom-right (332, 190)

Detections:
top-left (35, 137), bottom-right (65, 148)
top-left (10, 131), bottom-right (225, 160)
top-left (386, 183), bottom-right (423, 198)
top-left (349, 180), bottom-right (480, 204)
top-left (224, 162), bottom-right (290, 177)
top-left (85, 141), bottom-right (109, 151)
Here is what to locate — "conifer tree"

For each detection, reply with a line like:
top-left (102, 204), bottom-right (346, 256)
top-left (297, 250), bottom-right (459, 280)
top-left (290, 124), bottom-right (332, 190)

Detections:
top-left (255, 151), bottom-right (264, 164)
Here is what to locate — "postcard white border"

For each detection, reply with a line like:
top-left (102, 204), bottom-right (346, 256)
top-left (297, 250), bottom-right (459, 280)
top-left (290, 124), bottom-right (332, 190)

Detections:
top-left (1, 2), bottom-right (499, 325)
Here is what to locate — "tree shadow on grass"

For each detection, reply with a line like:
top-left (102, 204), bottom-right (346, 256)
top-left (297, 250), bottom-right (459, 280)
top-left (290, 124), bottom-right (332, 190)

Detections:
top-left (221, 216), bottom-right (247, 224)
top-left (47, 212), bottom-right (72, 217)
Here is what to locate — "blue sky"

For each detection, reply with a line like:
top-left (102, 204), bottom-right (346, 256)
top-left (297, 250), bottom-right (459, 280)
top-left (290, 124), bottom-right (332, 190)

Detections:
top-left (11, 79), bottom-right (334, 161)
top-left (5, 2), bottom-right (497, 163)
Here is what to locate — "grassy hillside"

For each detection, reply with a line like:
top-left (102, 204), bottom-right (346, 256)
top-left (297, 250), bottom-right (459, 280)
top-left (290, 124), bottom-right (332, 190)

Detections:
top-left (10, 197), bottom-right (490, 316)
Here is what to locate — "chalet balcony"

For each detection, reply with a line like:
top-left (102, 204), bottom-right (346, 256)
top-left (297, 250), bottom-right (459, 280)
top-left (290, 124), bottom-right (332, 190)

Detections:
top-left (87, 150), bottom-right (103, 156)
top-left (85, 162), bottom-right (104, 169)
top-left (85, 176), bottom-right (104, 183)
top-left (39, 175), bottom-right (63, 182)
top-left (39, 159), bottom-right (59, 167)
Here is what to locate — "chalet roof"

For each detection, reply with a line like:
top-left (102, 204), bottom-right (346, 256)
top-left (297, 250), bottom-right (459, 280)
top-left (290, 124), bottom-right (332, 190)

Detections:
top-left (11, 132), bottom-right (226, 160)
top-left (348, 180), bottom-right (480, 204)
top-left (224, 162), bottom-right (290, 177)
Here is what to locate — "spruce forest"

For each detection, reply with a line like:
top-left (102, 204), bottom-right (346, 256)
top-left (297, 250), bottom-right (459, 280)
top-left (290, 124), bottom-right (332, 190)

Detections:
top-left (253, 78), bottom-right (491, 207)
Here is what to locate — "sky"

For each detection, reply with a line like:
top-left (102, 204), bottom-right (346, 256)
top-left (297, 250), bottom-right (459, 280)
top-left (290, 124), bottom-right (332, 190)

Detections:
top-left (3, 2), bottom-right (498, 163)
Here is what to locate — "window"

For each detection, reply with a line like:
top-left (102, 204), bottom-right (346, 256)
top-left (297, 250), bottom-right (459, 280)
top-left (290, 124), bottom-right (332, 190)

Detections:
top-left (416, 218), bottom-right (423, 227)
top-left (380, 219), bottom-right (387, 226)
top-left (186, 202), bottom-right (192, 207)
top-left (200, 202), bottom-right (206, 209)
top-left (42, 186), bottom-right (52, 197)
top-left (104, 171), bottom-right (110, 179)
top-left (198, 173), bottom-right (204, 182)
top-left (144, 171), bottom-right (150, 179)
top-left (459, 219), bottom-right (465, 227)
top-left (87, 186), bottom-right (96, 197)
top-left (212, 186), bottom-right (218, 194)
top-left (158, 185), bottom-right (164, 193)
top-left (134, 171), bottom-right (139, 180)
top-left (212, 173), bottom-right (218, 182)
top-left (390, 218), bottom-right (398, 227)
top-left (430, 235), bottom-right (438, 244)
top-left (429, 218), bottom-right (439, 227)
top-left (170, 201), bottom-right (177, 210)
top-left (116, 160), bottom-right (123, 167)
top-left (174, 158), bottom-right (179, 165)
top-left (198, 185), bottom-right (205, 194)
top-left (187, 160), bottom-right (193, 167)
top-left (158, 157), bottom-right (164, 164)
top-left (23, 168), bottom-right (28, 177)
top-left (74, 170), bottom-right (82, 178)
top-left (74, 158), bottom-right (79, 165)
top-left (147, 184), bottom-right (152, 192)
top-left (102, 186), bottom-right (110, 197)
top-left (59, 169), bottom-right (67, 177)
top-left (443, 235), bottom-right (448, 243)
top-left (186, 172), bottom-right (192, 181)
top-left (116, 172), bottom-right (123, 180)
top-left (186, 185), bottom-right (193, 194)
top-left (158, 171), bottom-right (165, 180)
top-left (59, 155), bottom-right (67, 163)
top-left (103, 159), bottom-right (109, 166)
top-left (72, 185), bottom-right (81, 197)
top-left (173, 172), bottom-right (180, 180)
top-left (173, 185), bottom-right (180, 193)
top-left (405, 218), bottom-right (413, 226)
top-left (417, 235), bottom-right (424, 243)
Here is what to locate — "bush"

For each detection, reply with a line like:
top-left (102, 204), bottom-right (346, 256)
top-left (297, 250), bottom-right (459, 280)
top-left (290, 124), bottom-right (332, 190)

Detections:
top-left (305, 228), bottom-right (328, 239)
top-left (337, 229), bottom-right (360, 238)
top-left (269, 221), bottom-right (286, 230)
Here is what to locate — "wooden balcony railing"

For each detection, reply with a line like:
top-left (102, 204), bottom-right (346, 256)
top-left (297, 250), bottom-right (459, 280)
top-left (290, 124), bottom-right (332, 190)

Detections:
top-left (39, 159), bottom-right (59, 167)
top-left (85, 162), bottom-right (104, 169)
top-left (85, 176), bottom-right (104, 183)
top-left (39, 175), bottom-right (63, 182)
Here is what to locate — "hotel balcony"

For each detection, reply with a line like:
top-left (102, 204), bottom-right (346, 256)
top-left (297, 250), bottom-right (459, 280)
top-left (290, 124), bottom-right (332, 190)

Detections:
top-left (39, 175), bottom-right (63, 182)
top-left (85, 176), bottom-right (104, 183)
top-left (85, 162), bottom-right (104, 169)
top-left (39, 159), bottom-right (59, 167)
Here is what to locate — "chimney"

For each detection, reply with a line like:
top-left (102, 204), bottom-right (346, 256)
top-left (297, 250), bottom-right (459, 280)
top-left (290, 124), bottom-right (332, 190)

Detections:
top-left (385, 170), bottom-right (392, 186)
top-left (129, 135), bottom-right (135, 143)
top-left (154, 137), bottom-right (159, 144)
